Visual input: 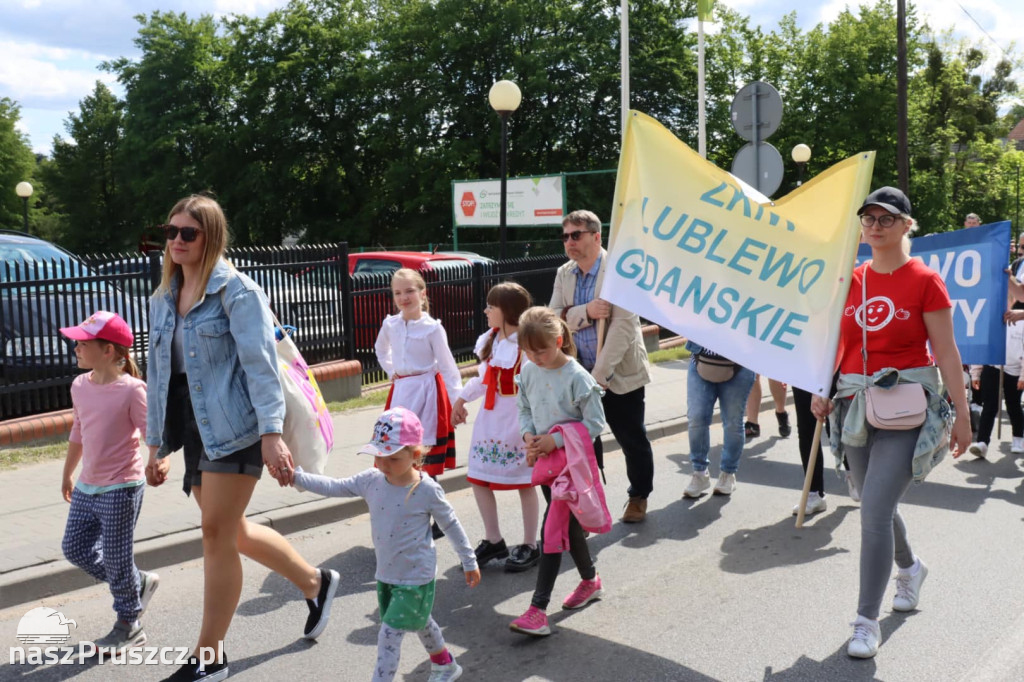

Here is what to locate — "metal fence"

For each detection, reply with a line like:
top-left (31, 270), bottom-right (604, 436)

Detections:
top-left (1, 243), bottom-right (566, 420)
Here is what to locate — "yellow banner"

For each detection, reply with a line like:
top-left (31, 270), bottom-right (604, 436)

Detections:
top-left (604, 111), bottom-right (875, 395)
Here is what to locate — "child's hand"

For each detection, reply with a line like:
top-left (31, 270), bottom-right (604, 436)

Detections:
top-left (146, 453), bottom-right (170, 487)
top-left (61, 475), bottom-right (73, 503)
top-left (465, 568), bottom-right (481, 588)
top-left (530, 434), bottom-right (557, 456)
top-left (451, 400), bottom-right (469, 427)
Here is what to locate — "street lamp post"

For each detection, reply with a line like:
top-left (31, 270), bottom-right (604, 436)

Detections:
top-left (791, 144), bottom-right (811, 187)
top-left (15, 181), bottom-right (33, 235)
top-left (488, 80), bottom-right (522, 260)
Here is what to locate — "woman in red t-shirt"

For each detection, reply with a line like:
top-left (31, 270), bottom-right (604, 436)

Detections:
top-left (812, 187), bottom-right (971, 660)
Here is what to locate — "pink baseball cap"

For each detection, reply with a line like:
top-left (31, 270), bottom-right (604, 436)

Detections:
top-left (59, 311), bottom-right (134, 347)
top-left (358, 407), bottom-right (424, 456)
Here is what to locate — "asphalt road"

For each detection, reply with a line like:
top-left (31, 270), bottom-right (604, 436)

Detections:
top-left (4, 420), bottom-right (1024, 682)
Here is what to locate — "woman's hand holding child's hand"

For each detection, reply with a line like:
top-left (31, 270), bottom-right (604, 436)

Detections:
top-left (145, 448), bottom-right (170, 487)
top-left (465, 569), bottom-right (481, 588)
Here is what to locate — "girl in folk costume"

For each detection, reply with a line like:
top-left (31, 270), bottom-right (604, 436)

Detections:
top-left (451, 282), bottom-right (541, 572)
top-left (375, 268), bottom-right (462, 479)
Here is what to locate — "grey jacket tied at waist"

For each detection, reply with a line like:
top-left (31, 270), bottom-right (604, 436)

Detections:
top-left (829, 365), bottom-right (952, 482)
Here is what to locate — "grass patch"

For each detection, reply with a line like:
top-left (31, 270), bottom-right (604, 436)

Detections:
top-left (327, 389), bottom-right (389, 413)
top-left (0, 441), bottom-right (67, 470)
top-left (648, 345), bottom-right (691, 364)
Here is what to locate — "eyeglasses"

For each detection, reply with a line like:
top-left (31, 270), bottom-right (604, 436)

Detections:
top-left (562, 229), bottom-right (595, 242)
top-left (160, 224), bottom-right (203, 242)
top-left (859, 214), bottom-right (901, 228)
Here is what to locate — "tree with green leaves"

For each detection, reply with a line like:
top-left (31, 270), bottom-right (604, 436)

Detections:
top-left (0, 98), bottom-right (37, 232)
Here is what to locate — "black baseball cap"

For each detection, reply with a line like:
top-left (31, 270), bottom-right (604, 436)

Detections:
top-left (857, 186), bottom-right (912, 216)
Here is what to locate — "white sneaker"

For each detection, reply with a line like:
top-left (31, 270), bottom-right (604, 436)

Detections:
top-left (846, 472), bottom-right (861, 502)
top-left (792, 495), bottom-right (827, 516)
top-left (138, 570), bottom-right (159, 617)
top-left (968, 442), bottom-right (988, 458)
top-left (893, 560), bottom-right (928, 611)
top-left (683, 471), bottom-right (711, 498)
top-left (1012, 437), bottom-right (1024, 454)
top-left (713, 472), bottom-right (736, 496)
top-left (428, 657), bottom-right (463, 682)
top-left (847, 615), bottom-right (881, 659)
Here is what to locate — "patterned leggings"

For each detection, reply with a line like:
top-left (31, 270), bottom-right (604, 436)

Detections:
top-left (62, 485), bottom-right (144, 622)
top-left (371, 619), bottom-right (445, 682)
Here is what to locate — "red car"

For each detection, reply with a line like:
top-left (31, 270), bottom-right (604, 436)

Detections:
top-left (347, 251), bottom-right (470, 275)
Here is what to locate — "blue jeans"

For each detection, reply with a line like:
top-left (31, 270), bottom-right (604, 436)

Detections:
top-left (687, 360), bottom-right (755, 474)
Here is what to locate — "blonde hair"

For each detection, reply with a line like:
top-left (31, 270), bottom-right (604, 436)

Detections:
top-left (517, 306), bottom-right (576, 358)
top-left (156, 194), bottom-right (229, 296)
top-left (480, 282), bottom-right (532, 362)
top-left (391, 268), bottom-right (429, 313)
top-left (96, 340), bottom-right (142, 379)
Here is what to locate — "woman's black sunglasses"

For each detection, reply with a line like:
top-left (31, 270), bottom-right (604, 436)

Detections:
top-left (160, 225), bottom-right (203, 242)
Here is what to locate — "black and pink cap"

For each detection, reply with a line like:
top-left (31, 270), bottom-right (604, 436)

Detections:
top-left (59, 311), bottom-right (134, 347)
top-left (358, 407), bottom-right (424, 456)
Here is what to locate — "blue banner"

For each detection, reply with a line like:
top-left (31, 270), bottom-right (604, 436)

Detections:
top-left (858, 221), bottom-right (1012, 365)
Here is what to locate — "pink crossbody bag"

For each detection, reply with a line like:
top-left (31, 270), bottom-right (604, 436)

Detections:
top-left (861, 264), bottom-right (927, 430)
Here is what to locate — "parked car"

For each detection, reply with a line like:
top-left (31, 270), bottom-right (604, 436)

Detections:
top-left (94, 254), bottom-right (342, 340)
top-left (347, 251), bottom-right (471, 275)
top-left (0, 231), bottom-right (147, 384)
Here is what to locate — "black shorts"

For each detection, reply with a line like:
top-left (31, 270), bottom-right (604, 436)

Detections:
top-left (163, 373), bottom-right (263, 496)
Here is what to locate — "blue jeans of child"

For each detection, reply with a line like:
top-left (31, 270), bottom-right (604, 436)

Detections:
top-left (687, 361), bottom-right (755, 474)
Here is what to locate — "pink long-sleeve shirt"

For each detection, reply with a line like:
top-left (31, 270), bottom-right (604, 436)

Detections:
top-left (69, 373), bottom-right (147, 488)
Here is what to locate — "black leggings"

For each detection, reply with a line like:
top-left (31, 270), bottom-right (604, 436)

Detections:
top-left (793, 387), bottom-right (825, 496)
top-left (976, 365), bottom-right (1024, 442)
top-left (530, 485), bottom-right (596, 610)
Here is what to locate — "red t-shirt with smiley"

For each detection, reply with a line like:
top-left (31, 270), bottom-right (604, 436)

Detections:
top-left (837, 259), bottom-right (952, 375)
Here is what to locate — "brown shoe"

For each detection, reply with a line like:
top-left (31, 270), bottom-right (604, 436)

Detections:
top-left (621, 496), bottom-right (647, 523)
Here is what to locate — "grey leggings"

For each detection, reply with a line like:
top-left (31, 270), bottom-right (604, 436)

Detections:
top-left (844, 426), bottom-right (918, 620)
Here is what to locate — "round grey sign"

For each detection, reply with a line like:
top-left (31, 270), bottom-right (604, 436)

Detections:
top-left (730, 142), bottom-right (784, 197)
top-left (730, 81), bottom-right (783, 143)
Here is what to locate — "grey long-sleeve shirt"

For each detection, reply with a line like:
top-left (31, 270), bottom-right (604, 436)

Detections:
top-left (293, 467), bottom-right (477, 585)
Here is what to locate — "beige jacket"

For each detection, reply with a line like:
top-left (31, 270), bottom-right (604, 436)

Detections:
top-left (549, 249), bottom-right (651, 395)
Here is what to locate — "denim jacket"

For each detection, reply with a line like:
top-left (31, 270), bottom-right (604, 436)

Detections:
top-left (829, 365), bottom-right (952, 482)
top-left (146, 260), bottom-right (284, 459)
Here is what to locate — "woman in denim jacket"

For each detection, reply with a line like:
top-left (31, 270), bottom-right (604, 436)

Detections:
top-left (812, 187), bottom-right (971, 660)
top-left (144, 195), bottom-right (338, 682)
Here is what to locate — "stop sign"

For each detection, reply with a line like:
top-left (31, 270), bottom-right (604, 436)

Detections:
top-left (461, 192), bottom-right (477, 217)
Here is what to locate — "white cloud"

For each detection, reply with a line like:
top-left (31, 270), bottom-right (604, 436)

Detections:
top-left (0, 41), bottom-right (118, 109)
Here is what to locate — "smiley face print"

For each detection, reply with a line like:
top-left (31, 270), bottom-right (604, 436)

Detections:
top-left (846, 295), bottom-right (908, 331)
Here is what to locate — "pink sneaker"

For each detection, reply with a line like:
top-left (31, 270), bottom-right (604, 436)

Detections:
top-left (562, 575), bottom-right (604, 610)
top-left (509, 606), bottom-right (550, 636)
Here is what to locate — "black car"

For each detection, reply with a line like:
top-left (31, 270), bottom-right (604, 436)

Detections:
top-left (0, 231), bottom-right (147, 386)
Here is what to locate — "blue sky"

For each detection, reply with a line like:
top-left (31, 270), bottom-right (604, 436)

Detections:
top-left (1, 0), bottom-right (1021, 156)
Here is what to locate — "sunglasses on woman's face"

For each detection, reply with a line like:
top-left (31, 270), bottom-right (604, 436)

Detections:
top-left (160, 224), bottom-right (203, 242)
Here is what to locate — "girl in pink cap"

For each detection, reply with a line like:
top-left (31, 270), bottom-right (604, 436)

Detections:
top-left (291, 407), bottom-right (480, 682)
top-left (58, 310), bottom-right (160, 655)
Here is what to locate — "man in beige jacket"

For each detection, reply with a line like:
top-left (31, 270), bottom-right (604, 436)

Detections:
top-left (550, 210), bottom-right (654, 523)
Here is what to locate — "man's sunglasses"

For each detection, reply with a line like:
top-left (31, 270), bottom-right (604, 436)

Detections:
top-left (562, 229), bottom-right (595, 242)
top-left (160, 225), bottom-right (203, 242)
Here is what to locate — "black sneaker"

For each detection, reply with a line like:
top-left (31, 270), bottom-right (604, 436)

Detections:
top-left (432, 521), bottom-right (446, 540)
top-left (505, 544), bottom-right (540, 573)
top-left (303, 568), bottom-right (340, 639)
top-left (776, 411), bottom-right (792, 438)
top-left (474, 539), bottom-right (509, 566)
top-left (744, 421), bottom-right (760, 439)
top-left (160, 655), bottom-right (229, 681)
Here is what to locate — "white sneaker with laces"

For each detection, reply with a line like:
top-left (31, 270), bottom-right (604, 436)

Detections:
top-left (846, 472), bottom-right (861, 502)
top-left (847, 615), bottom-right (881, 659)
top-left (683, 471), bottom-right (711, 498)
top-left (427, 657), bottom-right (463, 682)
top-left (713, 472), bottom-right (736, 496)
top-left (1012, 437), bottom-right (1024, 454)
top-left (968, 442), bottom-right (988, 458)
top-left (792, 495), bottom-right (827, 516)
top-left (893, 560), bottom-right (928, 611)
